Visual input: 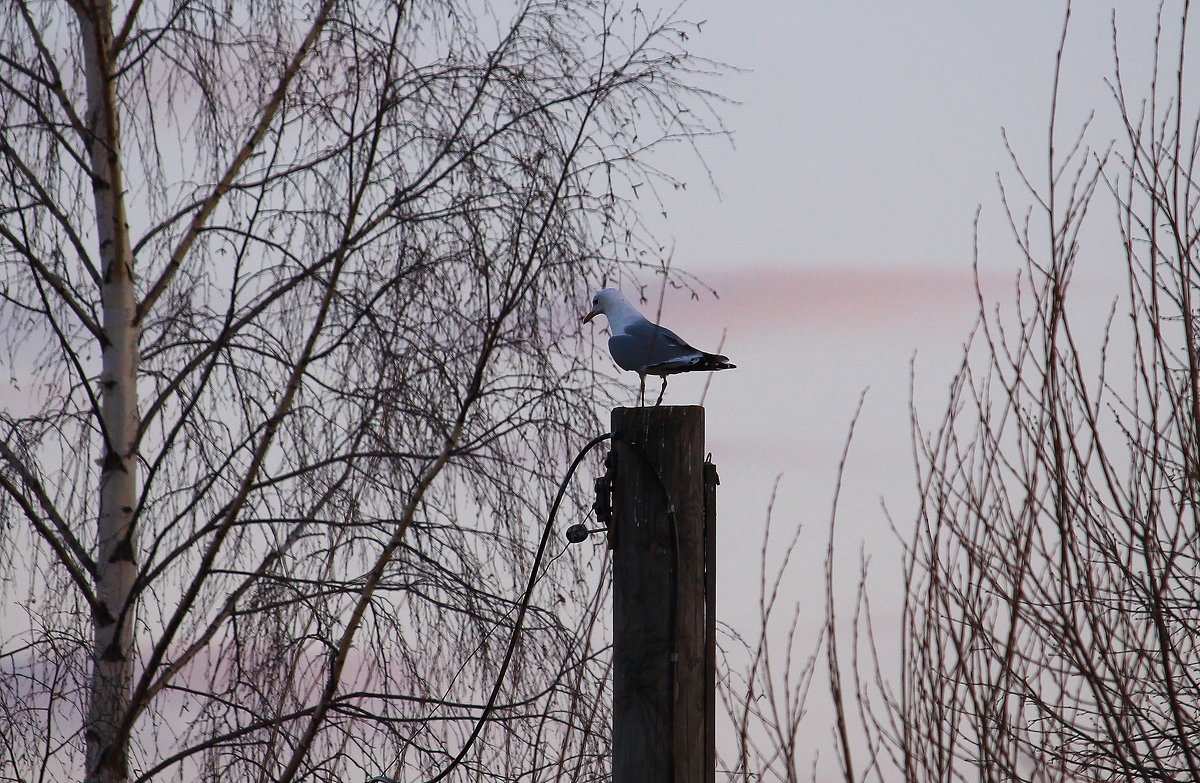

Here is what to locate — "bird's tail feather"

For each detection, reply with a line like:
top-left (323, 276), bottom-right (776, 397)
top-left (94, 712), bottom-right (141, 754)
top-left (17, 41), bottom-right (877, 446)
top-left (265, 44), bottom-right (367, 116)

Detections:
top-left (698, 353), bottom-right (735, 371)
top-left (644, 352), bottom-right (736, 375)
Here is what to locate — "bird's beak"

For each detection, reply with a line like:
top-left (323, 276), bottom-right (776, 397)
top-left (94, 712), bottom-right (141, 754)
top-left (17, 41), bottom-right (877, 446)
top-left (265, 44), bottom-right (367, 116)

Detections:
top-left (581, 306), bottom-right (600, 324)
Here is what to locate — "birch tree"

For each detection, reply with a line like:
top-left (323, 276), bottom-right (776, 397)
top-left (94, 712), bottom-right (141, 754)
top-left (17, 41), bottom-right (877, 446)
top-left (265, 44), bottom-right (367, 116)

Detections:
top-left (0, 1), bottom-right (721, 781)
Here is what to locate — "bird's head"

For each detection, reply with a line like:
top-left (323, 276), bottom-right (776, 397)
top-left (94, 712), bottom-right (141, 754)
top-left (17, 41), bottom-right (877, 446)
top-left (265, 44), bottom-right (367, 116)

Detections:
top-left (581, 288), bottom-right (623, 324)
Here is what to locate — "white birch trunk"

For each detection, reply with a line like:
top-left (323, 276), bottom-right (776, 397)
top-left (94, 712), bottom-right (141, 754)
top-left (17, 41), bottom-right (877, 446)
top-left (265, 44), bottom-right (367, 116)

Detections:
top-left (76, 2), bottom-right (139, 782)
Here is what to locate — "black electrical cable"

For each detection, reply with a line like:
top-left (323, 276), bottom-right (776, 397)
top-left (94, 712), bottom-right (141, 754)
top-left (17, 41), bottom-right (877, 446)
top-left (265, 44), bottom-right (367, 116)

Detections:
top-left (372, 429), bottom-right (678, 783)
top-left (406, 431), bottom-right (615, 783)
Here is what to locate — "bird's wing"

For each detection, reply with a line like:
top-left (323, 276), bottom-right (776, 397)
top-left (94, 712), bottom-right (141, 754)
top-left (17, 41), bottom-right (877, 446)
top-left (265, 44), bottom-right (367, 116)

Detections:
top-left (609, 319), bottom-right (704, 373)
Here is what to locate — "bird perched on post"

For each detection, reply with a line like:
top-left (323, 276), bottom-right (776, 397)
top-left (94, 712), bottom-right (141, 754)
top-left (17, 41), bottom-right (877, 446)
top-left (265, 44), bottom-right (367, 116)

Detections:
top-left (582, 288), bottom-right (736, 405)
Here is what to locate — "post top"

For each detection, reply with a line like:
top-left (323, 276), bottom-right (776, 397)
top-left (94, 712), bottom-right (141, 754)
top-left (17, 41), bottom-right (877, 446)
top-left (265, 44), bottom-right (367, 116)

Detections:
top-left (611, 405), bottom-right (705, 439)
top-left (612, 404), bottom-right (705, 412)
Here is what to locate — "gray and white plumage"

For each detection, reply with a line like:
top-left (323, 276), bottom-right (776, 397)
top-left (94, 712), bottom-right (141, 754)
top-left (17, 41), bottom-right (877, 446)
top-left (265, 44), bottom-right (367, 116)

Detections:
top-left (582, 288), bottom-right (736, 379)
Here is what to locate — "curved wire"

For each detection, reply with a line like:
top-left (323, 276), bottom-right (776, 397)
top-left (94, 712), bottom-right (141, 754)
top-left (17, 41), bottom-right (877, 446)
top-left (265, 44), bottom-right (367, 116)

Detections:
top-left (374, 428), bottom-right (682, 783)
top-left (411, 430), bottom-right (615, 783)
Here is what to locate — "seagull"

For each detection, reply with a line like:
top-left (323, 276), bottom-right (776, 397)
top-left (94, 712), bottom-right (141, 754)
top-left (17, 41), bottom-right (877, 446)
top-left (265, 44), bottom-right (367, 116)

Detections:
top-left (582, 288), bottom-right (736, 405)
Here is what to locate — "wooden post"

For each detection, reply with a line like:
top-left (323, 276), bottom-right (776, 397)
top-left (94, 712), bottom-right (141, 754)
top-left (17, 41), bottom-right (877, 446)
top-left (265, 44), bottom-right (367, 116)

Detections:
top-left (611, 405), bottom-right (714, 783)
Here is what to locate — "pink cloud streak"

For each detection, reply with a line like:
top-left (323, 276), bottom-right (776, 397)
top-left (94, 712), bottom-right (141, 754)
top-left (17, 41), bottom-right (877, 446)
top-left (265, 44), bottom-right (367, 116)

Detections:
top-left (658, 263), bottom-right (987, 332)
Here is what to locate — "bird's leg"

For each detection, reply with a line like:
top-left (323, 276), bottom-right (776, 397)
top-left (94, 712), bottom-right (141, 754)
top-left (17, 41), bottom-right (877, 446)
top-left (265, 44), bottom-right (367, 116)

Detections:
top-left (638, 374), bottom-right (646, 407)
top-left (654, 375), bottom-right (668, 406)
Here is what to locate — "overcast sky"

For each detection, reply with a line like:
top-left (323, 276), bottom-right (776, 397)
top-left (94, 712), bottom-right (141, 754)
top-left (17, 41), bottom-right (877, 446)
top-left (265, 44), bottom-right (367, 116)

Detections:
top-left (654, 0), bottom-right (1165, 272)
top-left (598, 0), bottom-right (1192, 762)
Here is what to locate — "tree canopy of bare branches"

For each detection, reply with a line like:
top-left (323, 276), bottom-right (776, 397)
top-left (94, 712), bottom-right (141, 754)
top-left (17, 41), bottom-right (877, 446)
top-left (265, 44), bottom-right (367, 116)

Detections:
top-left (715, 5), bottom-right (1200, 782)
top-left (0, 2), bottom-right (722, 782)
top-left (883, 4), bottom-right (1200, 782)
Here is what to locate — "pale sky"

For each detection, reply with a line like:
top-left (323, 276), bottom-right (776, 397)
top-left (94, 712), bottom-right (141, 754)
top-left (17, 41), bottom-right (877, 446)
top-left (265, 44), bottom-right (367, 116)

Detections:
top-left (606, 1), bottom-right (1185, 767)
top-left (656, 0), bottom-right (1163, 271)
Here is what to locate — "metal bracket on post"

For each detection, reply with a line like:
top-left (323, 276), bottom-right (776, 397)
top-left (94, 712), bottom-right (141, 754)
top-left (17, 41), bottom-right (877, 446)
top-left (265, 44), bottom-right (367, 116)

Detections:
top-left (597, 450), bottom-right (616, 550)
top-left (565, 449), bottom-right (617, 546)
